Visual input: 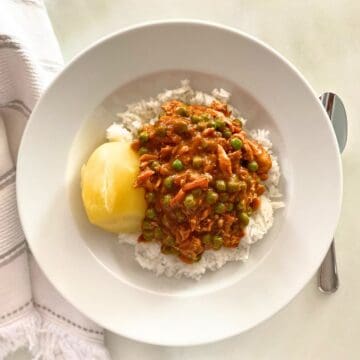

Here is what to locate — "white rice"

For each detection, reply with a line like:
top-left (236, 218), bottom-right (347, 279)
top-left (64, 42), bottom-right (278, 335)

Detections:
top-left (108, 80), bottom-right (284, 280)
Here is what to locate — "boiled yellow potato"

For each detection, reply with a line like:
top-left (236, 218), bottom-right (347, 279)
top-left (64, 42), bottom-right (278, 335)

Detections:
top-left (81, 141), bottom-right (146, 233)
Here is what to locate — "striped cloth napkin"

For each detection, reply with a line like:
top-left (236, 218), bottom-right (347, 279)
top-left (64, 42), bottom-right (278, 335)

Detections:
top-left (0, 1), bottom-right (110, 359)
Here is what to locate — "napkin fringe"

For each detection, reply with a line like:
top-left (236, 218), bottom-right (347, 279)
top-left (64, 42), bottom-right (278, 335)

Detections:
top-left (0, 309), bottom-right (41, 359)
top-left (33, 319), bottom-right (110, 360)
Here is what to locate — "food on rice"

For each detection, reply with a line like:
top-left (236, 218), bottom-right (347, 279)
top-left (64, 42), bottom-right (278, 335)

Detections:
top-left (81, 80), bottom-right (284, 280)
top-left (131, 99), bottom-right (272, 264)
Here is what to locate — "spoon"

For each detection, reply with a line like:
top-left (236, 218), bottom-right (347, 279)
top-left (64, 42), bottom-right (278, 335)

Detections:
top-left (318, 93), bottom-right (347, 293)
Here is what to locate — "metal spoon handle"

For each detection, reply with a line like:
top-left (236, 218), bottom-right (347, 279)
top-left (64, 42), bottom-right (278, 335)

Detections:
top-left (319, 240), bottom-right (339, 293)
top-left (317, 92), bottom-right (344, 294)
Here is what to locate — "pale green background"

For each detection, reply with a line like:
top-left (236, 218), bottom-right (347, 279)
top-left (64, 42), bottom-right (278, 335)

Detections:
top-left (10, 0), bottom-right (360, 359)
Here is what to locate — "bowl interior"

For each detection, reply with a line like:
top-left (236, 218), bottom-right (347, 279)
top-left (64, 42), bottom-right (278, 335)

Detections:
top-left (67, 70), bottom-right (288, 295)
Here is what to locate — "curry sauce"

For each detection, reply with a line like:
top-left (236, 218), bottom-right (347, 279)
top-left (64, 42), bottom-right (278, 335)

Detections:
top-left (132, 99), bottom-right (272, 263)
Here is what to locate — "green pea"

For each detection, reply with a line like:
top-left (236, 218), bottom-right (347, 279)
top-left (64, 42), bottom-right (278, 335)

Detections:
top-left (202, 234), bottom-right (212, 246)
top-left (164, 176), bottom-right (174, 190)
top-left (172, 159), bottom-right (184, 171)
top-left (142, 220), bottom-right (153, 231)
top-left (200, 114), bottom-right (210, 122)
top-left (206, 190), bottom-right (219, 204)
top-left (238, 212), bottom-right (250, 226)
top-left (150, 161), bottom-right (160, 171)
top-left (184, 194), bottom-right (196, 209)
top-left (143, 231), bottom-right (153, 241)
top-left (174, 120), bottom-right (188, 134)
top-left (175, 106), bottom-right (189, 117)
top-left (248, 161), bottom-right (259, 172)
top-left (145, 192), bottom-right (155, 203)
top-left (213, 235), bottom-right (223, 250)
top-left (233, 118), bottom-right (243, 127)
top-left (154, 227), bottom-right (163, 239)
top-left (227, 179), bottom-right (241, 192)
top-left (223, 129), bottom-right (232, 138)
top-left (197, 123), bottom-right (207, 131)
top-left (138, 147), bottom-right (148, 155)
top-left (139, 131), bottom-right (149, 143)
top-left (236, 201), bottom-right (245, 211)
top-left (216, 180), bottom-right (227, 192)
top-left (230, 137), bottom-right (243, 150)
top-left (192, 155), bottom-right (204, 169)
top-left (208, 121), bottom-right (216, 128)
top-left (145, 208), bottom-right (156, 220)
top-left (162, 194), bottom-right (172, 207)
top-left (191, 114), bottom-right (202, 123)
top-left (215, 203), bottom-right (226, 214)
top-left (226, 203), bottom-right (234, 212)
top-left (214, 118), bottom-right (225, 130)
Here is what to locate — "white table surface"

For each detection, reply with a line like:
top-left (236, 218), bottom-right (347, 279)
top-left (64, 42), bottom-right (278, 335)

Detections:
top-left (10, 0), bottom-right (360, 359)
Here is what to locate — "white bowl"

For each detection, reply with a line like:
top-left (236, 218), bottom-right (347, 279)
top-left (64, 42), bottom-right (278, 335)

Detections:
top-left (17, 20), bottom-right (342, 346)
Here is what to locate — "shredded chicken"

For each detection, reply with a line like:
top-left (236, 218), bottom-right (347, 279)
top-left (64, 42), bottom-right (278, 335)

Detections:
top-left (217, 144), bottom-right (232, 178)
